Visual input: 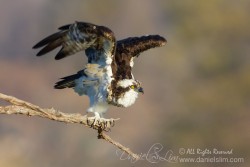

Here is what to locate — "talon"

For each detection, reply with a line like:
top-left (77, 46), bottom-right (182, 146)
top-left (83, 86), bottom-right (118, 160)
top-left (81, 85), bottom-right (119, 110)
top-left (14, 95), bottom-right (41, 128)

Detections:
top-left (91, 118), bottom-right (95, 127)
top-left (87, 117), bottom-right (90, 126)
top-left (110, 119), bottom-right (115, 127)
top-left (104, 121), bottom-right (108, 129)
top-left (86, 116), bottom-right (118, 131)
top-left (101, 122), bottom-right (105, 130)
top-left (90, 117), bottom-right (98, 129)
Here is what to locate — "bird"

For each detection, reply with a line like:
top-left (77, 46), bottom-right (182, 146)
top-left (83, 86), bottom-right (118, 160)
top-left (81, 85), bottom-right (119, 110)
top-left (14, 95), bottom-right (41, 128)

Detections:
top-left (33, 21), bottom-right (166, 127)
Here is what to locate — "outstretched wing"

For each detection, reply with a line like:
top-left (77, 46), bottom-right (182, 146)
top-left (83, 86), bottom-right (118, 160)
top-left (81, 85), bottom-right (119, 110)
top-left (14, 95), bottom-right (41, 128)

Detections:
top-left (33, 21), bottom-right (115, 60)
top-left (114, 35), bottom-right (167, 80)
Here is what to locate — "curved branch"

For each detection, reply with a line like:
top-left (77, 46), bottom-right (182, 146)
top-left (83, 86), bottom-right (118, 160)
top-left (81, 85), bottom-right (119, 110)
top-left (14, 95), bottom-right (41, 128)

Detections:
top-left (0, 92), bottom-right (139, 160)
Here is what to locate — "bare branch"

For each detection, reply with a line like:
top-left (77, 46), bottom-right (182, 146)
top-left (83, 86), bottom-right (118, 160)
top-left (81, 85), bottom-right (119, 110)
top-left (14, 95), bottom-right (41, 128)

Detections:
top-left (0, 92), bottom-right (139, 160)
top-left (98, 130), bottom-right (140, 160)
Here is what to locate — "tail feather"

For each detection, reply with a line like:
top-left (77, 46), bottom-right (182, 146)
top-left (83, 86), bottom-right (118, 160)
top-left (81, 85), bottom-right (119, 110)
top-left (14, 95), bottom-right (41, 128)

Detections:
top-left (54, 70), bottom-right (85, 89)
top-left (54, 80), bottom-right (75, 89)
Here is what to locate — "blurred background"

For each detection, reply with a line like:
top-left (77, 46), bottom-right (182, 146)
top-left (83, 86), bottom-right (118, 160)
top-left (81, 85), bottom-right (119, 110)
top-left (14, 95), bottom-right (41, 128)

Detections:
top-left (0, 0), bottom-right (249, 166)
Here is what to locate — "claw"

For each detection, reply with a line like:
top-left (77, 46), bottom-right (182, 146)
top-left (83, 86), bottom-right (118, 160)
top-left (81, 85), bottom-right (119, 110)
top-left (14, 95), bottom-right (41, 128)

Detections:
top-left (110, 119), bottom-right (115, 127)
top-left (86, 116), bottom-right (119, 131)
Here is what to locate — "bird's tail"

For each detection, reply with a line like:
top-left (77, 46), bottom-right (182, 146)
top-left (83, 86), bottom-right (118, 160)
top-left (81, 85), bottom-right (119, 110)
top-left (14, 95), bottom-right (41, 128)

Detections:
top-left (54, 70), bottom-right (85, 89)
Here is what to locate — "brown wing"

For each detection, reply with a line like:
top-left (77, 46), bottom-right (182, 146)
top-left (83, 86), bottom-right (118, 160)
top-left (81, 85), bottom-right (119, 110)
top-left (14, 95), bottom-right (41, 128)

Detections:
top-left (33, 21), bottom-right (115, 60)
top-left (114, 35), bottom-right (167, 80)
top-left (116, 35), bottom-right (166, 57)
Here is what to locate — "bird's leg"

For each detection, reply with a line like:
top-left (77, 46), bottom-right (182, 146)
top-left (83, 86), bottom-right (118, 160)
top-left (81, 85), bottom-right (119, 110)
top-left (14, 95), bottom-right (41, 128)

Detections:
top-left (90, 112), bottom-right (101, 128)
top-left (87, 112), bottom-right (116, 131)
top-left (87, 112), bottom-right (105, 130)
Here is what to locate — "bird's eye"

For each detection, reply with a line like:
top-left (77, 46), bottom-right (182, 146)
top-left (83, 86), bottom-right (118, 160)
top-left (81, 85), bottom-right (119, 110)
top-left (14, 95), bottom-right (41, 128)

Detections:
top-left (130, 85), bottom-right (135, 89)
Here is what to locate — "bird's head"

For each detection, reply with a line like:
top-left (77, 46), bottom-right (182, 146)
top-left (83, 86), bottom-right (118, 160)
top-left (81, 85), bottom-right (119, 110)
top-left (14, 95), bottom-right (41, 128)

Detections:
top-left (112, 79), bottom-right (144, 107)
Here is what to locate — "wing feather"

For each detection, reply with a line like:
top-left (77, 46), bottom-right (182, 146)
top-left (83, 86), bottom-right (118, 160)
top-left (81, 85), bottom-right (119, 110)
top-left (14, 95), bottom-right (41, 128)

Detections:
top-left (33, 31), bottom-right (66, 49)
top-left (113, 35), bottom-right (167, 80)
top-left (36, 37), bottom-right (64, 56)
top-left (116, 35), bottom-right (167, 57)
top-left (33, 22), bottom-right (115, 60)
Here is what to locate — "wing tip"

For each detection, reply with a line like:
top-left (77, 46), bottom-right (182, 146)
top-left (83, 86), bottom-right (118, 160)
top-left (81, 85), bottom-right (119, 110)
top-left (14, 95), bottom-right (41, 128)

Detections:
top-left (32, 42), bottom-right (43, 49)
top-left (55, 56), bottom-right (63, 60)
top-left (55, 51), bottom-right (66, 60)
top-left (159, 36), bottom-right (167, 45)
top-left (36, 52), bottom-right (43, 57)
top-left (151, 35), bottom-right (167, 46)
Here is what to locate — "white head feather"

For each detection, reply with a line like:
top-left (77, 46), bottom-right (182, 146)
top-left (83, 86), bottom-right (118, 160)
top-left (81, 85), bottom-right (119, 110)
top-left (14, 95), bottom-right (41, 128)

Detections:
top-left (116, 79), bottom-right (140, 107)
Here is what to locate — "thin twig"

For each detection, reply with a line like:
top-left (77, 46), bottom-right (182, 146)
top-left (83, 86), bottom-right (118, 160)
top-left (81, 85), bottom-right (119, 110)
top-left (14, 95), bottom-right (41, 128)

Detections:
top-left (0, 92), bottom-right (139, 160)
top-left (98, 129), bottom-right (139, 160)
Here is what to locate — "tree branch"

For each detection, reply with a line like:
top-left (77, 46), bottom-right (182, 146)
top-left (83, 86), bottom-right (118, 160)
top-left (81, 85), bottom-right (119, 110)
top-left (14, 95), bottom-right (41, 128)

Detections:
top-left (0, 92), bottom-right (139, 160)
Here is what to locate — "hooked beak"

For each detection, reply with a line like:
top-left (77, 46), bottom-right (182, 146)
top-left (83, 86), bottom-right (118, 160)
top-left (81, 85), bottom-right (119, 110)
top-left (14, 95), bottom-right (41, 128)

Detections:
top-left (138, 87), bottom-right (144, 94)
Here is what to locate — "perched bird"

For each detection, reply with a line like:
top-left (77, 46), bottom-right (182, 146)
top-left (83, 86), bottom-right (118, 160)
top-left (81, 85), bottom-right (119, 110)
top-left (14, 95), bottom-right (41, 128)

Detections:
top-left (33, 21), bottom-right (166, 124)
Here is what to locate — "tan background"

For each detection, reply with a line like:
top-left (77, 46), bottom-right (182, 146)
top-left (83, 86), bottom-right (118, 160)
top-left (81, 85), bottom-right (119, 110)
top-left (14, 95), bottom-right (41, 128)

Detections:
top-left (0, 0), bottom-right (249, 166)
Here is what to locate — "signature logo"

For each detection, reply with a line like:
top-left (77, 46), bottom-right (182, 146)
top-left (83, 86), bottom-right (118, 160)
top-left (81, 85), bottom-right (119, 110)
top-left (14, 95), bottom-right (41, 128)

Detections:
top-left (116, 143), bottom-right (179, 163)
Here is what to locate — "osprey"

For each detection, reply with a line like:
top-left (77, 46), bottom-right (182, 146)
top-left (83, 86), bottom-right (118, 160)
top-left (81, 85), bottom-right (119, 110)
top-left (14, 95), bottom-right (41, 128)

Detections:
top-left (33, 21), bottom-right (166, 126)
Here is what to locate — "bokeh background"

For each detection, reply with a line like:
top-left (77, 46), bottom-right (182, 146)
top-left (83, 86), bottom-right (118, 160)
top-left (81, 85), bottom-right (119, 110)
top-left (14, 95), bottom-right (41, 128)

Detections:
top-left (0, 0), bottom-right (249, 166)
